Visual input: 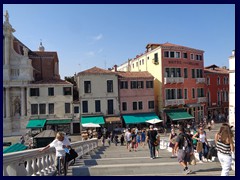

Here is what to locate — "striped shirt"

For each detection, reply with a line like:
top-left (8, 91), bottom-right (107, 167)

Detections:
top-left (216, 140), bottom-right (231, 156)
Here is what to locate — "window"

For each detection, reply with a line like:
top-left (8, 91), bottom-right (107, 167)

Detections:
top-left (133, 102), bottom-right (137, 110)
top-left (122, 102), bottom-right (127, 111)
top-left (131, 81), bottom-right (137, 89)
top-left (30, 88), bottom-right (39, 96)
top-left (84, 81), bottom-right (91, 93)
top-left (184, 68), bottom-right (188, 78)
top-left (165, 68), bottom-right (170, 77)
top-left (142, 59), bottom-right (144, 65)
top-left (82, 101), bottom-right (88, 113)
top-left (177, 89), bottom-right (182, 99)
top-left (207, 77), bottom-right (210, 85)
top-left (39, 104), bottom-right (46, 114)
top-left (107, 80), bottom-right (113, 92)
top-left (120, 81), bottom-right (128, 89)
top-left (217, 77), bottom-right (220, 85)
top-left (74, 106), bottom-right (79, 113)
top-left (196, 55), bottom-right (202, 60)
top-left (146, 81), bottom-right (153, 88)
top-left (136, 62), bottom-right (138, 67)
top-left (184, 89), bottom-right (188, 99)
top-left (48, 103), bottom-right (54, 114)
top-left (176, 68), bottom-right (181, 77)
top-left (191, 69), bottom-right (195, 78)
top-left (137, 81), bottom-right (144, 89)
top-left (166, 89), bottom-right (176, 100)
top-left (31, 104), bottom-right (38, 115)
top-left (170, 51), bottom-right (175, 58)
top-left (226, 77), bottom-right (229, 84)
top-left (191, 53), bottom-right (194, 60)
top-left (138, 101), bottom-right (143, 110)
top-left (139, 61), bottom-right (141, 65)
top-left (183, 53), bottom-right (188, 58)
top-left (107, 100), bottom-right (114, 114)
top-left (197, 88), bottom-right (204, 97)
top-left (63, 87), bottom-right (72, 95)
top-left (217, 91), bottom-right (221, 105)
top-left (154, 53), bottom-right (159, 63)
top-left (95, 100), bottom-right (101, 112)
top-left (192, 88), bottom-right (195, 98)
top-left (48, 87), bottom-right (54, 96)
top-left (148, 101), bottom-right (154, 109)
top-left (164, 51), bottom-right (169, 58)
top-left (65, 103), bottom-right (70, 113)
top-left (196, 69), bottom-right (203, 78)
top-left (175, 52), bottom-right (180, 58)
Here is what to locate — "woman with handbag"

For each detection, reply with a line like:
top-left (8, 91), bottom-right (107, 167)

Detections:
top-left (215, 123), bottom-right (234, 176)
top-left (193, 126), bottom-right (209, 163)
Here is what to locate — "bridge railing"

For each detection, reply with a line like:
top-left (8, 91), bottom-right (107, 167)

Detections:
top-left (3, 138), bottom-right (98, 176)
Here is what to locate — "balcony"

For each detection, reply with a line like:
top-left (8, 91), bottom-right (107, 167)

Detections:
top-left (196, 78), bottom-right (205, 84)
top-left (197, 97), bottom-right (207, 103)
top-left (164, 77), bottom-right (184, 84)
top-left (165, 99), bottom-right (185, 106)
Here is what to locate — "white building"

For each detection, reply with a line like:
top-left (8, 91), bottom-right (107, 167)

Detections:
top-left (228, 50), bottom-right (235, 128)
top-left (3, 11), bottom-right (74, 136)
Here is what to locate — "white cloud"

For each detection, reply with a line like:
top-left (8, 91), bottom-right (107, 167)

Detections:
top-left (92, 34), bottom-right (103, 41)
top-left (86, 51), bottom-right (95, 57)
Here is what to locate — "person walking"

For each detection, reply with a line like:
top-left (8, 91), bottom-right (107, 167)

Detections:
top-left (192, 126), bottom-right (209, 163)
top-left (174, 126), bottom-right (192, 175)
top-left (125, 129), bottom-right (132, 151)
top-left (146, 125), bottom-right (157, 159)
top-left (215, 123), bottom-right (235, 176)
top-left (39, 132), bottom-right (71, 175)
top-left (141, 129), bottom-right (146, 148)
top-left (169, 129), bottom-right (177, 157)
top-left (155, 129), bottom-right (161, 157)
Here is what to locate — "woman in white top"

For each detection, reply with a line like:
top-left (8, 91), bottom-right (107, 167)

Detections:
top-left (193, 126), bottom-right (209, 163)
top-left (40, 132), bottom-right (71, 175)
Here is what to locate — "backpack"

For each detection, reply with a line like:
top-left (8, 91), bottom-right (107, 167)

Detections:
top-left (181, 134), bottom-right (193, 153)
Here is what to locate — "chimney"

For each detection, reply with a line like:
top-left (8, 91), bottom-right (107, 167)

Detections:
top-left (232, 50), bottom-right (235, 56)
top-left (222, 66), bottom-right (227, 69)
top-left (114, 65), bottom-right (117, 72)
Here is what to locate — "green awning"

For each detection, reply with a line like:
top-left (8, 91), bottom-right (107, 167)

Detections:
top-left (123, 113), bottom-right (160, 124)
top-left (3, 143), bottom-right (28, 154)
top-left (26, 119), bottom-right (46, 129)
top-left (46, 119), bottom-right (71, 125)
top-left (167, 111), bottom-right (194, 121)
top-left (81, 116), bottom-right (105, 125)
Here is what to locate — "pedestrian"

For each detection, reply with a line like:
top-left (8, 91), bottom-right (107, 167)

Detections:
top-left (120, 134), bottom-right (124, 146)
top-left (192, 126), bottom-right (209, 163)
top-left (125, 129), bottom-right (132, 151)
top-left (207, 122), bottom-right (211, 131)
top-left (169, 129), bottom-right (177, 157)
top-left (174, 125), bottom-right (192, 175)
top-left (130, 129), bottom-right (137, 152)
top-left (146, 125), bottom-right (157, 159)
top-left (155, 129), bottom-right (161, 157)
top-left (215, 123), bottom-right (235, 176)
top-left (39, 132), bottom-right (71, 175)
top-left (19, 135), bottom-right (25, 144)
top-left (141, 130), bottom-right (146, 148)
top-left (136, 132), bottom-right (141, 149)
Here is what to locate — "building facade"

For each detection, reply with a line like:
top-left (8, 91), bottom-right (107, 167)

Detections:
top-left (228, 50), bottom-right (235, 128)
top-left (117, 42), bottom-right (206, 125)
top-left (204, 65), bottom-right (229, 122)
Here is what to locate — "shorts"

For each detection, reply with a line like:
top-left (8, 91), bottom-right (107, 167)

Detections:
top-left (177, 149), bottom-right (190, 163)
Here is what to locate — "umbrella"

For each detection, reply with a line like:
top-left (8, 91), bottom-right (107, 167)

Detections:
top-left (82, 123), bottom-right (100, 128)
top-left (146, 118), bottom-right (163, 124)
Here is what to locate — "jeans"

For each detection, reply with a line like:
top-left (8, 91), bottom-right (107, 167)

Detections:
top-left (148, 141), bottom-right (155, 158)
top-left (218, 152), bottom-right (232, 176)
top-left (199, 142), bottom-right (208, 160)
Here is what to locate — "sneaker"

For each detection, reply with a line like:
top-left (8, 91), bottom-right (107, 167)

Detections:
top-left (150, 157), bottom-right (153, 159)
top-left (184, 169), bottom-right (192, 175)
top-left (203, 158), bottom-right (207, 162)
top-left (199, 160), bottom-right (203, 163)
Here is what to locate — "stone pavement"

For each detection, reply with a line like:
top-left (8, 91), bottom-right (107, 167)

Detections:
top-left (66, 141), bottom-right (235, 176)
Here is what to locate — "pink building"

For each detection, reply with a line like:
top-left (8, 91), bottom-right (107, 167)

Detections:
top-left (117, 71), bottom-right (155, 114)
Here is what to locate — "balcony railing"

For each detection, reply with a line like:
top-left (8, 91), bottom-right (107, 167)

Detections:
top-left (165, 99), bottom-right (185, 106)
top-left (164, 77), bottom-right (184, 84)
top-left (196, 78), bottom-right (205, 84)
top-left (3, 138), bottom-right (98, 176)
top-left (197, 97), bottom-right (207, 103)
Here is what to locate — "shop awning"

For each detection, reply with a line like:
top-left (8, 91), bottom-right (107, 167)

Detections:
top-left (105, 116), bottom-right (121, 123)
top-left (167, 111), bottom-right (194, 121)
top-left (3, 143), bottom-right (28, 154)
top-left (26, 119), bottom-right (46, 129)
top-left (123, 113), bottom-right (160, 124)
top-left (46, 119), bottom-right (71, 125)
top-left (81, 116), bottom-right (105, 125)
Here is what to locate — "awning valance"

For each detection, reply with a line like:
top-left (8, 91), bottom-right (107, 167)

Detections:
top-left (105, 116), bottom-right (121, 123)
top-left (46, 119), bottom-right (71, 125)
top-left (81, 116), bottom-right (105, 125)
top-left (26, 119), bottom-right (46, 129)
top-left (167, 111), bottom-right (194, 121)
top-left (3, 143), bottom-right (28, 154)
top-left (123, 113), bottom-right (160, 124)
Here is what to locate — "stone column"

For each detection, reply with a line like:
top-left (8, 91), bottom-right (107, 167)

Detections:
top-left (3, 89), bottom-right (5, 118)
top-left (4, 35), bottom-right (10, 65)
top-left (5, 87), bottom-right (10, 118)
top-left (21, 87), bottom-right (25, 116)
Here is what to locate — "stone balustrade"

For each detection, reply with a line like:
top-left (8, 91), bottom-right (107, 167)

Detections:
top-left (3, 138), bottom-right (98, 176)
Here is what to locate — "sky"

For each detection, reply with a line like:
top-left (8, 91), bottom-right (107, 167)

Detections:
top-left (3, 4), bottom-right (235, 79)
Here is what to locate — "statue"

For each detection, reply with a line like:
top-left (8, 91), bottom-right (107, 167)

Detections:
top-left (4, 10), bottom-right (9, 22)
top-left (23, 46), bottom-right (29, 56)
